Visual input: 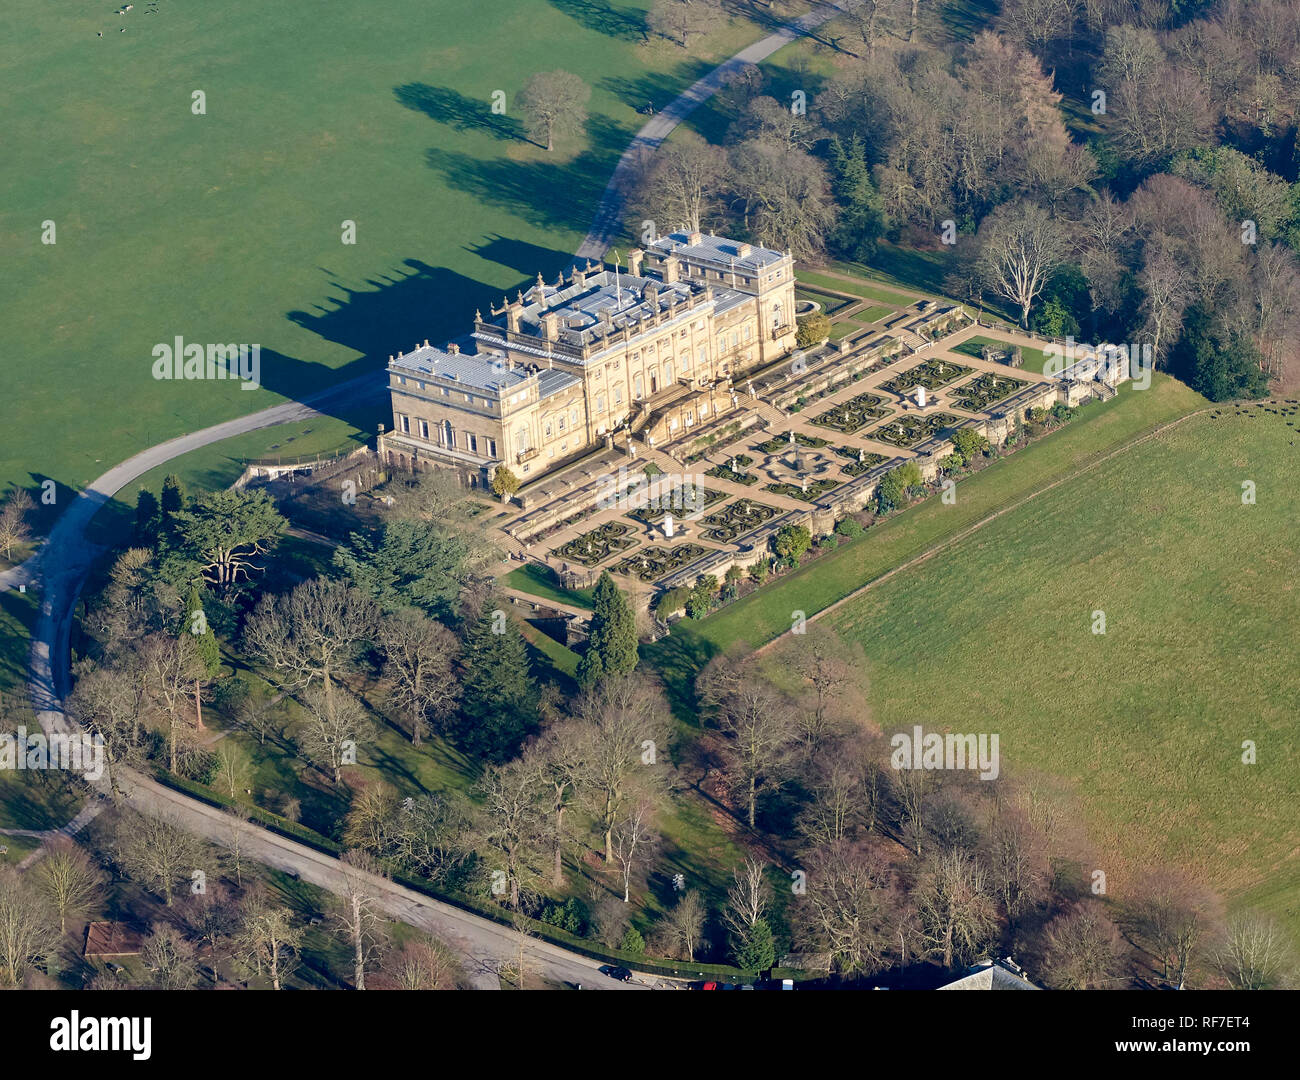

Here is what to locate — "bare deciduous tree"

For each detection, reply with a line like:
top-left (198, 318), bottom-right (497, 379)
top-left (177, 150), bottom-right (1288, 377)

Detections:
top-left (334, 850), bottom-right (390, 990)
top-left (0, 865), bottom-right (58, 988)
top-left (243, 577), bottom-right (377, 731)
top-left (610, 800), bottom-right (659, 903)
top-left (114, 812), bottom-right (207, 907)
top-left (515, 71), bottom-right (591, 152)
top-left (527, 719), bottom-right (586, 887)
top-left (634, 131), bottom-right (728, 236)
top-left (793, 841), bottom-right (896, 976)
top-left (34, 838), bottom-right (105, 934)
top-left (296, 685), bottom-right (372, 784)
top-left (476, 758), bottom-right (548, 910)
top-left (384, 934), bottom-right (461, 990)
top-left (659, 889), bottom-right (707, 962)
top-left (236, 893), bottom-right (303, 990)
top-left (574, 674), bottom-right (669, 863)
top-left (1042, 901), bottom-right (1126, 989)
top-left (1128, 870), bottom-right (1223, 988)
top-left (913, 847), bottom-right (998, 970)
top-left (648, 0), bottom-right (723, 49)
top-left (722, 857), bottom-right (771, 942)
top-left (379, 608), bottom-right (458, 745)
top-left (141, 924), bottom-right (200, 990)
top-left (975, 200), bottom-right (1071, 327)
top-left (0, 488), bottom-right (33, 561)
top-left (699, 661), bottom-right (798, 828)
top-left (1214, 913), bottom-right (1297, 991)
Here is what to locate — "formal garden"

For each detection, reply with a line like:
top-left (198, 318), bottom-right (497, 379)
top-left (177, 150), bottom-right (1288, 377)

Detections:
top-left (705, 455), bottom-right (758, 485)
top-left (810, 391), bottom-right (892, 434)
top-left (613, 543), bottom-right (711, 582)
top-left (879, 359), bottom-right (972, 394)
top-left (835, 446), bottom-right (889, 476)
top-left (870, 412), bottom-right (963, 448)
top-left (552, 520), bottom-right (637, 566)
top-left (953, 372), bottom-right (1029, 411)
top-left (698, 498), bottom-right (779, 543)
top-left (624, 485), bottom-right (727, 526)
top-left (764, 477), bottom-right (841, 501)
top-left (756, 431), bottom-right (830, 453)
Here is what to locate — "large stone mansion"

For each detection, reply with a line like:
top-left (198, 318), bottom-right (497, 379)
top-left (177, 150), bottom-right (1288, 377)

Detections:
top-left (379, 231), bottom-right (798, 488)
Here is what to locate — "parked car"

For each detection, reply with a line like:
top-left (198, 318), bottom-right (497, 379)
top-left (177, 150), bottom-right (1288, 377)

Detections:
top-left (599, 965), bottom-right (633, 982)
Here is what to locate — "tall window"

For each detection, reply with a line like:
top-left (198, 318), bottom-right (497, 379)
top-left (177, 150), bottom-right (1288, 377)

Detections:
top-left (419, 419), bottom-right (429, 440)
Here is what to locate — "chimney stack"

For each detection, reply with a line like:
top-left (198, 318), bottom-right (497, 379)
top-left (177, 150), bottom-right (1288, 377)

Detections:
top-left (628, 247), bottom-right (644, 277)
top-left (663, 254), bottom-right (680, 285)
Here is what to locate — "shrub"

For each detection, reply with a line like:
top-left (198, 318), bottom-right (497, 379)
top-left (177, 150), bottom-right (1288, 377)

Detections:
top-left (538, 897), bottom-right (586, 935)
top-left (950, 428), bottom-right (988, 462)
top-left (796, 312), bottom-right (831, 348)
top-left (835, 517), bottom-right (864, 538)
top-left (620, 927), bottom-right (647, 955)
top-left (876, 468), bottom-right (906, 512)
top-left (656, 586), bottom-right (690, 616)
top-left (772, 524), bottom-right (812, 561)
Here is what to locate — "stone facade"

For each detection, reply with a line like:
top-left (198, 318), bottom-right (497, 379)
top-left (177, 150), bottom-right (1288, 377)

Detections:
top-left (379, 231), bottom-right (797, 486)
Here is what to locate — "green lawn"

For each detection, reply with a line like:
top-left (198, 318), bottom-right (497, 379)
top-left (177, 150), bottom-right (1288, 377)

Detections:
top-left (849, 304), bottom-right (896, 325)
top-left (794, 286), bottom-right (856, 317)
top-left (502, 563), bottom-right (596, 610)
top-left (763, 403), bottom-right (1300, 939)
top-left (953, 336), bottom-right (1053, 375)
top-left (646, 375), bottom-right (1205, 672)
top-left (0, 0), bottom-right (774, 496)
top-left (796, 270), bottom-right (914, 308)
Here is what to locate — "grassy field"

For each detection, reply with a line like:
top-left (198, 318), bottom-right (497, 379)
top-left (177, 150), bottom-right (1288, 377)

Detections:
top-left (502, 563), bottom-right (596, 610)
top-left (0, 0), bottom-right (775, 497)
top-left (796, 270), bottom-right (915, 308)
top-left (645, 375), bottom-right (1206, 676)
top-left (762, 403), bottom-right (1300, 938)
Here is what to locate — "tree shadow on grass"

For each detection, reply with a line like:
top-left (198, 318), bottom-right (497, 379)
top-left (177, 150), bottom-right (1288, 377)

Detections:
top-left (423, 147), bottom-right (610, 237)
top-left (640, 627), bottom-right (718, 725)
top-left (546, 0), bottom-right (648, 42)
top-left (288, 260), bottom-right (500, 365)
top-left (394, 83), bottom-right (531, 144)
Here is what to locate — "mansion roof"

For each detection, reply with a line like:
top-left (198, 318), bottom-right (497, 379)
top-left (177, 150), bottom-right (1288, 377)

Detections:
top-left (389, 342), bottom-right (580, 402)
top-left (648, 230), bottom-right (788, 274)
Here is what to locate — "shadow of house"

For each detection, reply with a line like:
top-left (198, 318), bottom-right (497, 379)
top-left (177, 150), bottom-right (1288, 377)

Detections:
top-left (287, 260), bottom-right (499, 372)
top-left (393, 83), bottom-right (530, 143)
top-left (467, 234), bottom-right (577, 280)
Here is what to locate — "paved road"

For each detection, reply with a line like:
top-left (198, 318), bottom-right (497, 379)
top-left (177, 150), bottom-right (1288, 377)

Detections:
top-left (576, 1), bottom-right (845, 262)
top-left (8, 3), bottom-right (845, 988)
